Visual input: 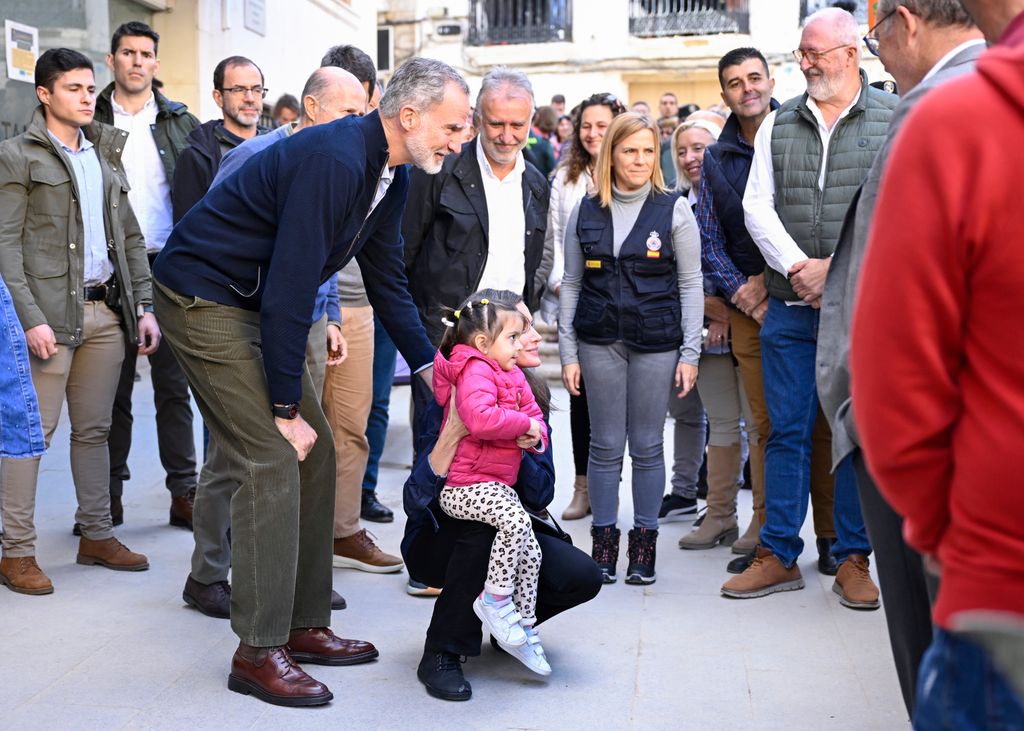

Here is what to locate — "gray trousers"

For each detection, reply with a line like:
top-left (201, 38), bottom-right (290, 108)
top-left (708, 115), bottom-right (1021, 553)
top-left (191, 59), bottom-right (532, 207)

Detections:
top-left (190, 315), bottom-right (328, 585)
top-left (579, 341), bottom-right (678, 530)
top-left (156, 284), bottom-right (333, 646)
top-left (667, 385), bottom-right (704, 500)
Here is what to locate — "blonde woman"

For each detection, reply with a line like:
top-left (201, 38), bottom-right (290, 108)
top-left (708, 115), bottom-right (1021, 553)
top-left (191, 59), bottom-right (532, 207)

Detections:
top-left (559, 113), bottom-right (703, 584)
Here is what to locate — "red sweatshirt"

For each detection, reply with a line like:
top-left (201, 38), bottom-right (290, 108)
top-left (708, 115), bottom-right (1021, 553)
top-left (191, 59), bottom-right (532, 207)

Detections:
top-left (851, 15), bottom-right (1024, 629)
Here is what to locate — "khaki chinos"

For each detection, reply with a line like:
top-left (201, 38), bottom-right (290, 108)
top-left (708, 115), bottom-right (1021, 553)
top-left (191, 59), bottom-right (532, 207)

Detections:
top-left (155, 282), bottom-right (333, 646)
top-left (1, 302), bottom-right (124, 555)
top-left (321, 305), bottom-right (374, 539)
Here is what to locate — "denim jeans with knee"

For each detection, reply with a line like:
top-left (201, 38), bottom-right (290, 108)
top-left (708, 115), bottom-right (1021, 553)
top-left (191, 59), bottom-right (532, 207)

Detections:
top-left (579, 341), bottom-right (678, 530)
top-left (914, 628), bottom-right (1024, 731)
top-left (758, 298), bottom-right (869, 567)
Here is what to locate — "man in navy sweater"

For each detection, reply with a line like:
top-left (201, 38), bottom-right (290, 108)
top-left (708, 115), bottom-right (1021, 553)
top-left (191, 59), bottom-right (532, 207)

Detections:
top-left (152, 57), bottom-right (470, 707)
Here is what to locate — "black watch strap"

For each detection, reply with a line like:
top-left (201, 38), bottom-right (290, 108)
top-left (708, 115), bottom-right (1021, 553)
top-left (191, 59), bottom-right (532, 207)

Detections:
top-left (271, 402), bottom-right (301, 419)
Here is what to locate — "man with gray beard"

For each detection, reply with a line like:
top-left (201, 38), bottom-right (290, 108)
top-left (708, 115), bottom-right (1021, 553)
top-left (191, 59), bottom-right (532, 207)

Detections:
top-left (721, 8), bottom-right (896, 607)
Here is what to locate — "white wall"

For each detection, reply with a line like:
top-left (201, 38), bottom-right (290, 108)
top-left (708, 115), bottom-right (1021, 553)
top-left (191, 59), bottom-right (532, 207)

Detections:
top-left (194, 0), bottom-right (378, 120)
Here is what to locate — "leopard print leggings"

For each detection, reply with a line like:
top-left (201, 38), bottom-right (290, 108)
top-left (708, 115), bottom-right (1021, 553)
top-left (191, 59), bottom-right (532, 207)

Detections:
top-left (438, 481), bottom-right (542, 623)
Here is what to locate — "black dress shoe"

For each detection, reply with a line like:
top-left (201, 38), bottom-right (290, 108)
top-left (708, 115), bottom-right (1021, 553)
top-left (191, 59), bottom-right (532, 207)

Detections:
top-left (331, 590), bottom-right (346, 610)
top-left (73, 495), bottom-right (124, 535)
top-left (417, 650), bottom-right (471, 701)
top-left (817, 537), bottom-right (838, 576)
top-left (182, 574), bottom-right (231, 618)
top-left (360, 491), bottom-right (394, 523)
top-left (727, 549), bottom-right (755, 574)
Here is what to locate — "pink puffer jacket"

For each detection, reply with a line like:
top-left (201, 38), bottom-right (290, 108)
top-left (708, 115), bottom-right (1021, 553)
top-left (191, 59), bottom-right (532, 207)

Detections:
top-left (433, 344), bottom-right (548, 487)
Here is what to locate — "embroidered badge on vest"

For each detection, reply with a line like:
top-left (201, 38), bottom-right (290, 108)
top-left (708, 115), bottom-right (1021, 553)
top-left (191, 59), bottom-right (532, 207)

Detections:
top-left (646, 230), bottom-right (662, 258)
top-left (585, 259), bottom-right (602, 269)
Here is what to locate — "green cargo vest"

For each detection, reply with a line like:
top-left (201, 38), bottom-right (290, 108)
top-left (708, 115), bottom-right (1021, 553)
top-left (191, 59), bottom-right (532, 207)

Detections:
top-left (766, 71), bottom-right (897, 301)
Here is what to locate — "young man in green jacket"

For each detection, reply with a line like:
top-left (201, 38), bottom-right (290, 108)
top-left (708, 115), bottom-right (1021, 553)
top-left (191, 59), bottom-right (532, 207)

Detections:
top-left (0, 48), bottom-right (158, 595)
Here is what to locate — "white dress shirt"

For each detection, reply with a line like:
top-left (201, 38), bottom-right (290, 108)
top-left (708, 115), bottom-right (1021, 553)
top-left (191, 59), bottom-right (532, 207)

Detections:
top-left (111, 92), bottom-right (174, 253)
top-left (475, 136), bottom-right (527, 296)
top-left (742, 90), bottom-right (862, 290)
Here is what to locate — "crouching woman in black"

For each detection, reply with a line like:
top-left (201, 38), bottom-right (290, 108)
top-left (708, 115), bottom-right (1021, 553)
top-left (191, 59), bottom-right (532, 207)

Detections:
top-left (402, 288), bottom-right (603, 701)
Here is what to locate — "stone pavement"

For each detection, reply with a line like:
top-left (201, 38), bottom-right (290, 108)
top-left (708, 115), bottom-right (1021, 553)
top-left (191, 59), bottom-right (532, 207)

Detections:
top-left (0, 364), bottom-right (909, 729)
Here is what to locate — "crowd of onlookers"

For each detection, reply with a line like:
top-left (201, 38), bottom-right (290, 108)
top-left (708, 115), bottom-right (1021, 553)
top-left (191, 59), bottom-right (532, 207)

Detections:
top-left (0, 0), bottom-right (1021, 725)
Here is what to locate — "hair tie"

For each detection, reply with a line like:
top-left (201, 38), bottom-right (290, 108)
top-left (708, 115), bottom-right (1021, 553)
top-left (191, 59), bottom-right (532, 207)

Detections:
top-left (479, 298), bottom-right (489, 305)
top-left (441, 316), bottom-right (455, 328)
top-left (453, 309), bottom-right (461, 319)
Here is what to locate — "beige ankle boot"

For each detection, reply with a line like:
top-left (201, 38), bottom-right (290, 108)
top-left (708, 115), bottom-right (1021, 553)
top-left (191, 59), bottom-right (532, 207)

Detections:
top-left (679, 444), bottom-right (742, 550)
top-left (562, 475), bottom-right (591, 520)
top-left (732, 511), bottom-right (763, 554)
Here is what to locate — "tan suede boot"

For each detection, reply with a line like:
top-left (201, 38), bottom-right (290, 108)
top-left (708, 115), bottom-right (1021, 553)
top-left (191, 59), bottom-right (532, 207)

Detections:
top-left (0, 556), bottom-right (54, 595)
top-left (561, 475), bottom-right (591, 520)
top-left (680, 444), bottom-right (742, 550)
top-left (732, 510), bottom-right (763, 555)
top-left (77, 537), bottom-right (149, 571)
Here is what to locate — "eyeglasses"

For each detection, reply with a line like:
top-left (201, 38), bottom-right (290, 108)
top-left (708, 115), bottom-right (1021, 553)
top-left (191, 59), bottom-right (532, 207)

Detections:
top-left (792, 44), bottom-right (852, 64)
top-left (219, 85), bottom-right (268, 99)
top-left (581, 93), bottom-right (626, 116)
top-left (863, 9), bottom-right (899, 57)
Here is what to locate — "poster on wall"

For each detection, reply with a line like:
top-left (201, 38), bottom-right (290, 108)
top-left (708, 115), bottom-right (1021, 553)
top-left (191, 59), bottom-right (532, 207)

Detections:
top-left (5, 19), bottom-right (39, 84)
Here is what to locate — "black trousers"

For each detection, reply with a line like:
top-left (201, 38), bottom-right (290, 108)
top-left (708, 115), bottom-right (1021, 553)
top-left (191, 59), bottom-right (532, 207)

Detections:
top-left (108, 258), bottom-right (198, 499)
top-left (406, 511), bottom-right (604, 657)
top-left (853, 449), bottom-right (937, 717)
top-left (569, 378), bottom-right (590, 477)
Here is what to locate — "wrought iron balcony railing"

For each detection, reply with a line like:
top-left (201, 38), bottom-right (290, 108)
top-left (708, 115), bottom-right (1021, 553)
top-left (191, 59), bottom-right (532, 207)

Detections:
top-left (467, 0), bottom-right (572, 46)
top-left (628, 0), bottom-right (750, 37)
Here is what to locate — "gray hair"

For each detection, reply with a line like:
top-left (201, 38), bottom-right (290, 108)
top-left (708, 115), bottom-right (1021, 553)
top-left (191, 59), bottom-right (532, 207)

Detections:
top-left (475, 66), bottom-right (535, 111)
top-left (379, 57), bottom-right (469, 118)
top-left (804, 7), bottom-right (862, 61)
top-left (876, 0), bottom-right (975, 27)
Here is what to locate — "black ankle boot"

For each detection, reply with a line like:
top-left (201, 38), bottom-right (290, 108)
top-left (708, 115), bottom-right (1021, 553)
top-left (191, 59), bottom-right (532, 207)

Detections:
top-left (417, 650), bottom-right (471, 701)
top-left (625, 527), bottom-right (658, 585)
top-left (590, 525), bottom-right (621, 584)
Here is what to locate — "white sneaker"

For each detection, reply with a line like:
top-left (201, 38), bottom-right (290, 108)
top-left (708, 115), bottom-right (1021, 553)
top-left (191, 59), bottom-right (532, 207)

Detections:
top-left (499, 625), bottom-right (552, 676)
top-left (473, 596), bottom-right (527, 646)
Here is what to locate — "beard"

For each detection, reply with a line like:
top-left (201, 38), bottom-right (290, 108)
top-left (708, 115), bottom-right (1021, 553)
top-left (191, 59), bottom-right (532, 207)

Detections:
top-left (805, 67), bottom-right (841, 101)
top-left (406, 127), bottom-right (444, 174)
top-left (480, 135), bottom-right (524, 167)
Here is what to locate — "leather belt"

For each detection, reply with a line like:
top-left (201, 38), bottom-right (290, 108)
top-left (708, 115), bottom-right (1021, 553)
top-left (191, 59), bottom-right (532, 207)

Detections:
top-left (83, 283), bottom-right (108, 301)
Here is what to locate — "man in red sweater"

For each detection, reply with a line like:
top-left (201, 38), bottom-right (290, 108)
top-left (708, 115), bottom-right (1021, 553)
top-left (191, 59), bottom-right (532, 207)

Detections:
top-left (851, 2), bottom-right (1024, 726)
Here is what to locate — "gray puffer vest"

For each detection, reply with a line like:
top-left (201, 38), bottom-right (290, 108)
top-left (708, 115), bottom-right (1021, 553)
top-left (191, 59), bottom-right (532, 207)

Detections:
top-left (766, 70), bottom-right (897, 301)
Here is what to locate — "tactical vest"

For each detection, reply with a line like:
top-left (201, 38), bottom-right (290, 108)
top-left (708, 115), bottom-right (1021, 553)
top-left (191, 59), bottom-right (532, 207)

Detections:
top-left (766, 76), bottom-right (896, 300)
top-left (573, 191), bottom-right (682, 353)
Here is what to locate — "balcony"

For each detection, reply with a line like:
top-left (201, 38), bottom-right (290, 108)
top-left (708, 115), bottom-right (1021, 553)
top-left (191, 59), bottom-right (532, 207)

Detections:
top-left (628, 0), bottom-right (749, 37)
top-left (466, 0), bottom-right (572, 46)
top-left (801, 0), bottom-right (868, 24)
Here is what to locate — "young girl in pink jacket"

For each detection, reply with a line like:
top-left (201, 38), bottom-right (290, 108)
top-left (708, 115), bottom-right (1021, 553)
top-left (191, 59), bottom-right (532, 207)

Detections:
top-left (432, 295), bottom-right (551, 675)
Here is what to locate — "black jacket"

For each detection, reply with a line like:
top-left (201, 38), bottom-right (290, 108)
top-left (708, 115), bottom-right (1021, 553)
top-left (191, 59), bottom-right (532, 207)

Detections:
top-left (93, 83), bottom-right (199, 190)
top-left (171, 119), bottom-right (267, 223)
top-left (403, 139), bottom-right (550, 345)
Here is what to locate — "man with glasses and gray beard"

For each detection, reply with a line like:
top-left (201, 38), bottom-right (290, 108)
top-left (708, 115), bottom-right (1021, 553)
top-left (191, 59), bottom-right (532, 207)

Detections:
top-left (152, 57), bottom-right (470, 707)
top-left (721, 7), bottom-right (896, 608)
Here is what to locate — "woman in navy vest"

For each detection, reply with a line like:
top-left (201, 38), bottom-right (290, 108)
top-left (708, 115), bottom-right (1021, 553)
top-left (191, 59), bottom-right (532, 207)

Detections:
top-left (559, 113), bottom-right (703, 584)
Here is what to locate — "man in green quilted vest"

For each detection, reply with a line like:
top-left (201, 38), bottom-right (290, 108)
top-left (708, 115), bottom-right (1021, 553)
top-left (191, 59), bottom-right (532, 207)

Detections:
top-left (721, 7), bottom-right (896, 609)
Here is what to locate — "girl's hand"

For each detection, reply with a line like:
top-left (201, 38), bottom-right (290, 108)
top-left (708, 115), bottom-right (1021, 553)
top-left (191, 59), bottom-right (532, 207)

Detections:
top-left (522, 417), bottom-right (543, 447)
top-left (675, 363), bottom-right (698, 398)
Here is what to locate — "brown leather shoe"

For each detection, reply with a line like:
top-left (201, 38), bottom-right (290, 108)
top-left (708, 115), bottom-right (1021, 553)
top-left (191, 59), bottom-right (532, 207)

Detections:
top-left (721, 546), bottom-right (804, 599)
top-left (332, 529), bottom-right (403, 573)
top-left (169, 489), bottom-right (194, 530)
top-left (0, 556), bottom-right (54, 595)
top-left (182, 574), bottom-right (231, 618)
top-left (227, 643), bottom-right (333, 707)
top-left (833, 553), bottom-right (881, 610)
top-left (286, 627), bottom-right (379, 666)
top-left (77, 537), bottom-right (149, 571)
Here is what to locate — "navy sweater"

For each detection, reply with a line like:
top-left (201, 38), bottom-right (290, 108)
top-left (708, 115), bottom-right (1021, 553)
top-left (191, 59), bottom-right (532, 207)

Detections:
top-left (154, 111), bottom-right (435, 404)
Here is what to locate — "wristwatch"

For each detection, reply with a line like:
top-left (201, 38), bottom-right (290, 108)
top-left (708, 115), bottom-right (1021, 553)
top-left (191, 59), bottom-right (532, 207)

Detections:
top-left (272, 402), bottom-right (301, 420)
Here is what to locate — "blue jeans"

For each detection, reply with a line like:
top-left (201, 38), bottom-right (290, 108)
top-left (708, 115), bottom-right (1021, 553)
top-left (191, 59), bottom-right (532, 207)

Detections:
top-left (362, 314), bottom-right (397, 492)
top-left (759, 298), bottom-right (869, 567)
top-left (0, 274), bottom-right (44, 459)
top-left (914, 628), bottom-right (1024, 730)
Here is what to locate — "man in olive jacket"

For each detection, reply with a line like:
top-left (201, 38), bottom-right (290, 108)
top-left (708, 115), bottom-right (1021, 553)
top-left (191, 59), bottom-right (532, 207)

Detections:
top-left (0, 49), bottom-right (158, 596)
